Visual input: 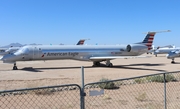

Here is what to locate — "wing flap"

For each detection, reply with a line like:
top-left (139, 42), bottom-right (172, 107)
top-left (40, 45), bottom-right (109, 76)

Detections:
top-left (89, 56), bottom-right (150, 61)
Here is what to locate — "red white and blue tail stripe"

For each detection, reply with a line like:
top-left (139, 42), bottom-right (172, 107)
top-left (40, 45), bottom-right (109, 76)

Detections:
top-left (76, 40), bottom-right (85, 45)
top-left (142, 32), bottom-right (156, 50)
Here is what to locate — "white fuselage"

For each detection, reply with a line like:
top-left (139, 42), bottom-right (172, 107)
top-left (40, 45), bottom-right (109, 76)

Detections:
top-left (154, 47), bottom-right (180, 55)
top-left (1, 44), bottom-right (148, 63)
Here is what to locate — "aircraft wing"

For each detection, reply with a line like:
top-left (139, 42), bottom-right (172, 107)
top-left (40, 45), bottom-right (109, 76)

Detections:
top-left (89, 56), bottom-right (151, 61)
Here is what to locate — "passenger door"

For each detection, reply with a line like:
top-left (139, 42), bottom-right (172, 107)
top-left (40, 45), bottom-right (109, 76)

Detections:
top-left (33, 47), bottom-right (40, 59)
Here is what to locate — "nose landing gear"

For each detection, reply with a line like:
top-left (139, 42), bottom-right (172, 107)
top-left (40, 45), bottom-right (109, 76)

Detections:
top-left (171, 59), bottom-right (175, 64)
top-left (13, 63), bottom-right (18, 70)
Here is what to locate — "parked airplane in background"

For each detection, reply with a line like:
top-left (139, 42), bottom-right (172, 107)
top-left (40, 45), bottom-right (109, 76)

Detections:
top-left (0, 39), bottom-right (86, 56)
top-left (0, 48), bottom-right (7, 55)
top-left (147, 45), bottom-right (174, 56)
top-left (0, 30), bottom-right (170, 70)
top-left (0, 47), bottom-right (21, 56)
top-left (166, 48), bottom-right (180, 63)
top-left (154, 45), bottom-right (176, 57)
top-left (76, 39), bottom-right (89, 45)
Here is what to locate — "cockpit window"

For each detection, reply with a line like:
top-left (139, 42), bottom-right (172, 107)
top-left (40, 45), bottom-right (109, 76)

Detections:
top-left (14, 46), bottom-right (29, 55)
top-left (22, 47), bottom-right (29, 53)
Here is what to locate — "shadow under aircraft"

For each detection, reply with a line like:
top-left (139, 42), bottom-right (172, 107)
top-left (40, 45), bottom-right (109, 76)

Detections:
top-left (20, 63), bottom-right (166, 73)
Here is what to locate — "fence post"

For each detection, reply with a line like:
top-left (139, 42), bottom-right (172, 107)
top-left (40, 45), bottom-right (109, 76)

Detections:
top-left (81, 66), bottom-right (85, 109)
top-left (163, 73), bottom-right (167, 109)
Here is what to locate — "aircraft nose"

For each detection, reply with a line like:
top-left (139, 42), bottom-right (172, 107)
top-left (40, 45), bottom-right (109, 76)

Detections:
top-left (1, 54), bottom-right (17, 63)
top-left (166, 52), bottom-right (179, 59)
top-left (166, 54), bottom-right (171, 59)
top-left (0, 56), bottom-right (3, 60)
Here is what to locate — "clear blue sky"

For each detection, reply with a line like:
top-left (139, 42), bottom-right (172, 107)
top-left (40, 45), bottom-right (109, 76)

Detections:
top-left (0, 0), bottom-right (179, 46)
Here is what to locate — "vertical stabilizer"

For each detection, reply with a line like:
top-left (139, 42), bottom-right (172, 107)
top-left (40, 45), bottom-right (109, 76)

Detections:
top-left (142, 32), bottom-right (156, 50)
top-left (77, 40), bottom-right (85, 45)
top-left (140, 30), bottom-right (171, 50)
top-left (76, 39), bottom-right (90, 45)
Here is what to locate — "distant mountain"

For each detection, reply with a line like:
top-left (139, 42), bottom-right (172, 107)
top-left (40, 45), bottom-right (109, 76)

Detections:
top-left (28, 43), bottom-right (42, 45)
top-left (1, 43), bottom-right (42, 48)
top-left (1, 43), bottom-right (23, 48)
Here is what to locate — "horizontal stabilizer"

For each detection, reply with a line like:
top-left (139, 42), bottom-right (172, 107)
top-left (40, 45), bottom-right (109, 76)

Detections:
top-left (142, 30), bottom-right (171, 34)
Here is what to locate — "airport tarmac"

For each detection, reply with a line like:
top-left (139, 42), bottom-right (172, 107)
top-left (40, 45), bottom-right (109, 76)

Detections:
top-left (0, 54), bottom-right (180, 90)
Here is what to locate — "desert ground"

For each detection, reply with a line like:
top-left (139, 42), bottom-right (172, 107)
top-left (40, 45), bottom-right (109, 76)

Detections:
top-left (0, 54), bottom-right (180, 90)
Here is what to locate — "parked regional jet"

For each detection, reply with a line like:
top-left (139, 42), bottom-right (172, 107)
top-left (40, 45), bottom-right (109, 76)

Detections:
top-left (154, 45), bottom-right (176, 57)
top-left (166, 48), bottom-right (180, 63)
top-left (0, 30), bottom-right (170, 70)
top-left (76, 39), bottom-right (89, 45)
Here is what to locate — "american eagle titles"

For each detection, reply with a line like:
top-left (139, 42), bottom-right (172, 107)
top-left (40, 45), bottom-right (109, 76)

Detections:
top-left (47, 52), bottom-right (79, 57)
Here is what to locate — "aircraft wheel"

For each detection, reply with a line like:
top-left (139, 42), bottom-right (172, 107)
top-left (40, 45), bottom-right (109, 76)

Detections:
top-left (93, 62), bottom-right (100, 67)
top-left (171, 59), bottom-right (175, 64)
top-left (96, 62), bottom-right (100, 66)
top-left (13, 63), bottom-right (18, 70)
top-left (108, 63), bottom-right (113, 67)
top-left (13, 66), bottom-right (18, 70)
top-left (171, 61), bottom-right (175, 64)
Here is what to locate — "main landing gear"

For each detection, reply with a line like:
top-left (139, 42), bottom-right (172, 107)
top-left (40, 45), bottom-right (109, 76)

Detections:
top-left (93, 62), bottom-right (101, 67)
top-left (93, 60), bottom-right (113, 67)
top-left (13, 63), bottom-right (18, 70)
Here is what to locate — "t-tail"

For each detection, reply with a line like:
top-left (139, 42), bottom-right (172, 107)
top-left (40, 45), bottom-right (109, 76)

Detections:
top-left (142, 32), bottom-right (156, 50)
top-left (137, 30), bottom-right (171, 50)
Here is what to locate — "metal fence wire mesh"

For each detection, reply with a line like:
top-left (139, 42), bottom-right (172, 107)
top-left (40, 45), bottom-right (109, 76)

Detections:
top-left (84, 73), bottom-right (180, 109)
top-left (1, 72), bottom-right (180, 109)
top-left (0, 84), bottom-right (81, 109)
top-left (166, 72), bottom-right (180, 109)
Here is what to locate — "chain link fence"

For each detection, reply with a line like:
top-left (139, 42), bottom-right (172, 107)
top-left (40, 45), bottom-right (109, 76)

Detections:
top-left (84, 72), bottom-right (180, 109)
top-left (1, 72), bottom-right (180, 109)
top-left (0, 84), bottom-right (81, 109)
top-left (165, 72), bottom-right (180, 109)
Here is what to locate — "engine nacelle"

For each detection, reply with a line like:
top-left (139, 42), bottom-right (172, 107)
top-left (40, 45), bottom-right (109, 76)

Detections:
top-left (126, 44), bottom-right (148, 53)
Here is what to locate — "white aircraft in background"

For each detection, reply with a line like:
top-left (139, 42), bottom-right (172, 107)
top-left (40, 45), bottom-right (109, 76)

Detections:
top-left (0, 39), bottom-right (87, 56)
top-left (0, 48), bottom-right (7, 55)
top-left (0, 30), bottom-right (170, 70)
top-left (153, 45), bottom-right (176, 57)
top-left (147, 45), bottom-right (174, 56)
top-left (0, 46), bottom-right (21, 56)
top-left (166, 47), bottom-right (180, 63)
